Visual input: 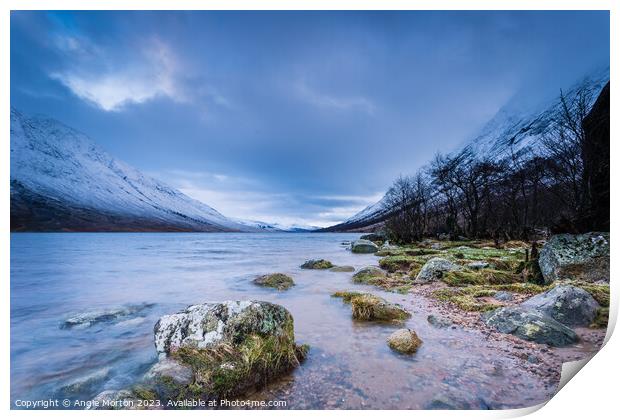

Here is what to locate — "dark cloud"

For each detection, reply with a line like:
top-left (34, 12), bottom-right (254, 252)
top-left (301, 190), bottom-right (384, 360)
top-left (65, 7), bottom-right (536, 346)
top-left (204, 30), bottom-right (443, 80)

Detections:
top-left (10, 11), bottom-right (610, 226)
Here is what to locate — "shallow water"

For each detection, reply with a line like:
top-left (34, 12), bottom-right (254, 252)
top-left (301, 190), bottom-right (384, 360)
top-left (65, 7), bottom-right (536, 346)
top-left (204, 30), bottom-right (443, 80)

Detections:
top-left (11, 233), bottom-right (559, 409)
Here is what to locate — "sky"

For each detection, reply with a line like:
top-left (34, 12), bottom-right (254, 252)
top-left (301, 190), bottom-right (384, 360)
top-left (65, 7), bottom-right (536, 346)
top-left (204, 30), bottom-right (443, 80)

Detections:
top-left (10, 11), bottom-right (610, 227)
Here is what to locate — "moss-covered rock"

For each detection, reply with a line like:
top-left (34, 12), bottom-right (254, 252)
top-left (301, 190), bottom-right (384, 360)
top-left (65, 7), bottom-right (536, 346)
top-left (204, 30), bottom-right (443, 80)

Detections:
top-left (415, 258), bottom-right (461, 283)
top-left (350, 294), bottom-right (411, 321)
top-left (351, 239), bottom-right (379, 253)
top-left (331, 290), bottom-right (365, 303)
top-left (352, 266), bottom-right (387, 283)
top-left (329, 265), bottom-right (355, 272)
top-left (151, 301), bottom-right (306, 404)
top-left (253, 273), bottom-right (295, 290)
top-left (538, 232), bottom-right (610, 284)
top-left (300, 259), bottom-right (334, 269)
top-left (387, 329), bottom-right (422, 354)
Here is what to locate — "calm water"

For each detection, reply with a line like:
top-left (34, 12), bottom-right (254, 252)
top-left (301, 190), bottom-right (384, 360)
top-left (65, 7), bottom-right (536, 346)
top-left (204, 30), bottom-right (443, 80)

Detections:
top-left (11, 233), bottom-right (559, 409)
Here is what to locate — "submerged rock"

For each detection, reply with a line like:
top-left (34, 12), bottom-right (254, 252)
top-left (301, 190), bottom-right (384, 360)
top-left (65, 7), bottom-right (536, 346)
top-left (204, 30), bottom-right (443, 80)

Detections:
top-left (300, 259), bottom-right (334, 269)
top-left (352, 266), bottom-right (387, 283)
top-left (61, 303), bottom-right (155, 329)
top-left (387, 329), bottom-right (422, 354)
top-left (538, 232), bottom-right (609, 284)
top-left (350, 294), bottom-right (411, 321)
top-left (521, 285), bottom-right (600, 327)
top-left (329, 265), bottom-right (355, 272)
top-left (58, 368), bottom-right (111, 397)
top-left (253, 273), bottom-right (295, 290)
top-left (351, 239), bottom-right (379, 253)
top-left (482, 307), bottom-right (578, 346)
top-left (415, 258), bottom-right (461, 283)
top-left (427, 314), bottom-right (453, 328)
top-left (151, 300), bottom-right (307, 403)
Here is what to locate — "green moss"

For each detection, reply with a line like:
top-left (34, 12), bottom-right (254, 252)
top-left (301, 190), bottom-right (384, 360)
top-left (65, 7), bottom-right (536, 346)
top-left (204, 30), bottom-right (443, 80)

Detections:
top-left (253, 273), bottom-right (295, 290)
top-left (171, 327), bottom-right (303, 400)
top-left (132, 385), bottom-right (157, 401)
top-left (350, 294), bottom-right (411, 321)
top-left (331, 290), bottom-right (365, 303)
top-left (431, 288), bottom-right (500, 312)
top-left (590, 307), bottom-right (609, 329)
top-left (379, 255), bottom-right (425, 273)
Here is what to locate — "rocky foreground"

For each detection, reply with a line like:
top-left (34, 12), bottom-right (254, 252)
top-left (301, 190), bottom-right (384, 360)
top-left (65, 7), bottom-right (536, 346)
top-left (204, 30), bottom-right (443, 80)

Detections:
top-left (84, 231), bottom-right (608, 409)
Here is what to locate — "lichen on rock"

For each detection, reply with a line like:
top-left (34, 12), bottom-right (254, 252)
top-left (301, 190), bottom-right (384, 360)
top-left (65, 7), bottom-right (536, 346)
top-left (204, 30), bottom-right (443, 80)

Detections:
top-left (538, 232), bottom-right (610, 284)
top-left (149, 300), bottom-right (307, 404)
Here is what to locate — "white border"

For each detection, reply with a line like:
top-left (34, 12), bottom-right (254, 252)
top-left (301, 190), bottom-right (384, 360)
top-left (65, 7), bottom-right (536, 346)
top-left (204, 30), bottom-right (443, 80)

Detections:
top-left (2, 1), bottom-right (616, 419)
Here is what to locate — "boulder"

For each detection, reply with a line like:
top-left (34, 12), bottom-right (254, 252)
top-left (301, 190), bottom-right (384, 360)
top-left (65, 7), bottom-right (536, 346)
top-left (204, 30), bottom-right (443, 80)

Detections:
top-left (351, 239), bottom-right (379, 253)
top-left (350, 294), bottom-right (410, 321)
top-left (329, 265), bottom-right (355, 272)
top-left (300, 259), bottom-right (334, 269)
top-left (415, 258), bottom-right (461, 283)
top-left (352, 266), bottom-right (387, 283)
top-left (538, 232), bottom-right (609, 284)
top-left (482, 307), bottom-right (578, 346)
top-left (253, 273), bottom-right (295, 290)
top-left (387, 329), bottom-right (422, 354)
top-left (521, 285), bottom-right (600, 327)
top-left (151, 300), bottom-right (307, 402)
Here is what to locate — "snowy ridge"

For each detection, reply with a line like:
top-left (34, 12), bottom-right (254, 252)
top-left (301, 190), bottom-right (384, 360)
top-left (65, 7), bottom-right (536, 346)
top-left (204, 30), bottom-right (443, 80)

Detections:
top-left (332, 67), bottom-right (609, 231)
top-left (10, 108), bottom-right (257, 232)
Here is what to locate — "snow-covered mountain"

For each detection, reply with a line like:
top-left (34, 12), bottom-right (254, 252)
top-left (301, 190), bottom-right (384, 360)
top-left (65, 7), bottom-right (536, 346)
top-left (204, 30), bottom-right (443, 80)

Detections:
top-left (234, 219), bottom-right (320, 232)
top-left (327, 67), bottom-right (610, 232)
top-left (10, 108), bottom-right (257, 232)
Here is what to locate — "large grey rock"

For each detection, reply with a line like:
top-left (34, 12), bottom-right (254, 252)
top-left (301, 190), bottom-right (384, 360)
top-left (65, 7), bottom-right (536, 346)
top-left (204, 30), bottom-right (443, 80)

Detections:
top-left (538, 232), bottom-right (609, 284)
top-left (351, 239), bottom-right (379, 253)
top-left (150, 300), bottom-right (306, 404)
top-left (521, 285), bottom-right (600, 327)
top-left (482, 307), bottom-right (578, 346)
top-left (154, 300), bottom-right (293, 355)
top-left (415, 258), bottom-right (461, 283)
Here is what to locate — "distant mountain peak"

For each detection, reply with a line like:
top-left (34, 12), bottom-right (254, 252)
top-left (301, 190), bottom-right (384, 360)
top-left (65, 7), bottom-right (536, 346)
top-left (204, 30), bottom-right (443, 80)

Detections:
top-left (10, 109), bottom-right (255, 232)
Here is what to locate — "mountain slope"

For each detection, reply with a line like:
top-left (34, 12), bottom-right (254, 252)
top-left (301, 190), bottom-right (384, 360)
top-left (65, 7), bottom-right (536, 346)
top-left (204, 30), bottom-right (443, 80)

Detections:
top-left (326, 67), bottom-right (610, 232)
top-left (10, 108), bottom-right (253, 232)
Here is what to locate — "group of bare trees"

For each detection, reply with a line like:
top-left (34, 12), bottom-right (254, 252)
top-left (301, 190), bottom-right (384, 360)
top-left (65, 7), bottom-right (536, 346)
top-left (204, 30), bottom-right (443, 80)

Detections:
top-left (384, 82), bottom-right (610, 243)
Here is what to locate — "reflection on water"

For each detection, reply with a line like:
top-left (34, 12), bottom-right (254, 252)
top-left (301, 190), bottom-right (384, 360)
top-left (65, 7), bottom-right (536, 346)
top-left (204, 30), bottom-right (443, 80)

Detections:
top-left (11, 233), bottom-right (558, 409)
